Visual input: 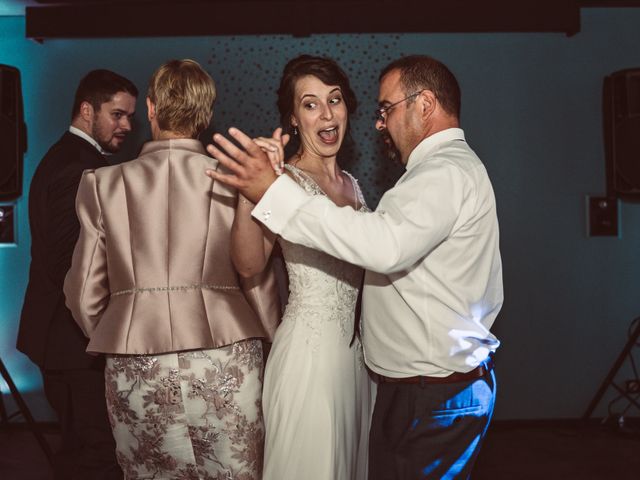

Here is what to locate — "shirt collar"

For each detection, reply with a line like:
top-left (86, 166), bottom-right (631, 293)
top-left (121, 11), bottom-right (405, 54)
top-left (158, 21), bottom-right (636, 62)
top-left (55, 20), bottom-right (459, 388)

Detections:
top-left (68, 126), bottom-right (110, 155)
top-left (405, 128), bottom-right (465, 170)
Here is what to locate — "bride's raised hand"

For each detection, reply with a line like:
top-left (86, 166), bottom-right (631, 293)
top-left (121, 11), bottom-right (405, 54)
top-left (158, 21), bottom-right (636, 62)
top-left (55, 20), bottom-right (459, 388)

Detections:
top-left (253, 127), bottom-right (290, 176)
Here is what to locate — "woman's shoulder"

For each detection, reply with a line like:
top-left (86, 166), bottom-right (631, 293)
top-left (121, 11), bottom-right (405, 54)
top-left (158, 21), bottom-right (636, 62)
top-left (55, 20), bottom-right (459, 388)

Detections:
top-left (283, 163), bottom-right (321, 194)
top-left (340, 169), bottom-right (360, 183)
top-left (340, 169), bottom-right (369, 211)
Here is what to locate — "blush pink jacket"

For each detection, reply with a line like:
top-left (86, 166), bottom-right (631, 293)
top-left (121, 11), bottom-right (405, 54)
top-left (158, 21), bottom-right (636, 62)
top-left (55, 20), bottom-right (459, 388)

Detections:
top-left (64, 138), bottom-right (280, 355)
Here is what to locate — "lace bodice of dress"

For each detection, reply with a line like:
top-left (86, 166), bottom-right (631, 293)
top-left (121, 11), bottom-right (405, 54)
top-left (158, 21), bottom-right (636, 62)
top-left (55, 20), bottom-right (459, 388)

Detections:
top-left (279, 164), bottom-right (369, 343)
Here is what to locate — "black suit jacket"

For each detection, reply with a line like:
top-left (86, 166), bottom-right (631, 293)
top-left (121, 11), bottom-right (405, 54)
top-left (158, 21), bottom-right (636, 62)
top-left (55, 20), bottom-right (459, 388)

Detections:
top-left (17, 132), bottom-right (109, 370)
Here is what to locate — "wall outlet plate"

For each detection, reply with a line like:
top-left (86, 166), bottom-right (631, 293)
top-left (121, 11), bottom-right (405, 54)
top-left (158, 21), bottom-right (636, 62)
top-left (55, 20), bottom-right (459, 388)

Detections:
top-left (586, 195), bottom-right (619, 237)
top-left (0, 204), bottom-right (16, 246)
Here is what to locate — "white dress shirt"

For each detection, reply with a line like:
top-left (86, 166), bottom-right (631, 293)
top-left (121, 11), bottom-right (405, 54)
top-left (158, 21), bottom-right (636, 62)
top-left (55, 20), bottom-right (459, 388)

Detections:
top-left (69, 126), bottom-right (110, 155)
top-left (253, 128), bottom-right (502, 377)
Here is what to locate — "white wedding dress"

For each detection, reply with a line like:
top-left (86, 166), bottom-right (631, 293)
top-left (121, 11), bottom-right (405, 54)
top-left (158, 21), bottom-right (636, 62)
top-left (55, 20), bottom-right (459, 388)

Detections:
top-left (261, 165), bottom-right (375, 480)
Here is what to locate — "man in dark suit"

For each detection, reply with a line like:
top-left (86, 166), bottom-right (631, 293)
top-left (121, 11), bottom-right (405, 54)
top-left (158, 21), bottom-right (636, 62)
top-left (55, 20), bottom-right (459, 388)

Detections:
top-left (17, 69), bottom-right (137, 480)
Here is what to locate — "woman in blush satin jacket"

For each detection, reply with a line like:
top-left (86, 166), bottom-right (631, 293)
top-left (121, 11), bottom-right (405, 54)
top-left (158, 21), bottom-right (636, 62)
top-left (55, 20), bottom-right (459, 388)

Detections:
top-left (64, 59), bottom-right (280, 480)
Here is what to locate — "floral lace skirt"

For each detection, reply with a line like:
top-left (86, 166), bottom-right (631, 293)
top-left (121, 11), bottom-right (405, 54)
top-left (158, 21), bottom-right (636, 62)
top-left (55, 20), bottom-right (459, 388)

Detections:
top-left (105, 340), bottom-right (264, 480)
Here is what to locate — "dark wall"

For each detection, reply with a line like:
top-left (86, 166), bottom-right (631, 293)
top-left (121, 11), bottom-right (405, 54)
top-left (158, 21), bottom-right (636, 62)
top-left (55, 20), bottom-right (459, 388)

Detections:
top-left (1, 8), bottom-right (640, 420)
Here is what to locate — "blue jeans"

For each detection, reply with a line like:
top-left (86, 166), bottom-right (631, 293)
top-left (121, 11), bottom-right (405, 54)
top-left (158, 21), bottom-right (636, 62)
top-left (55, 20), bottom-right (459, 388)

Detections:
top-left (368, 369), bottom-right (496, 480)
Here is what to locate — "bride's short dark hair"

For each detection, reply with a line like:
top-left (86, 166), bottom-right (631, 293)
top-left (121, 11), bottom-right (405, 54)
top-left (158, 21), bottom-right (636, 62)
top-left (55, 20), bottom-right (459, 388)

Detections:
top-left (277, 55), bottom-right (358, 137)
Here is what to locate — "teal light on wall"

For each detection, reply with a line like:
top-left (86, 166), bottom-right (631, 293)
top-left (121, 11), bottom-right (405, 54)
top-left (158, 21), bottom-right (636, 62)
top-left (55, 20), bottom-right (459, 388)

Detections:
top-left (0, 241), bottom-right (43, 396)
top-left (2, 9), bottom-right (640, 421)
top-left (0, 17), bottom-right (50, 415)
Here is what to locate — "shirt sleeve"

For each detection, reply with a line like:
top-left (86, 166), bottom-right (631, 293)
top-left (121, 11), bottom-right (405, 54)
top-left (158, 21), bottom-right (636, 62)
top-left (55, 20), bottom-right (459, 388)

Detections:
top-left (63, 170), bottom-right (110, 337)
top-left (252, 159), bottom-right (464, 275)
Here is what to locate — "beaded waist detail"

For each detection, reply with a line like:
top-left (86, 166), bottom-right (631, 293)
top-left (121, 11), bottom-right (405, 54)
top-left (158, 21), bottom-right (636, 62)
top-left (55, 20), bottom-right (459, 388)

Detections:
top-left (110, 284), bottom-right (240, 297)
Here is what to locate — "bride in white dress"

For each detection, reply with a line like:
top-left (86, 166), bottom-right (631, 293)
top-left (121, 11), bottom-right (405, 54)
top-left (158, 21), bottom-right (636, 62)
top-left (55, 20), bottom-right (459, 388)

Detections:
top-left (230, 55), bottom-right (375, 479)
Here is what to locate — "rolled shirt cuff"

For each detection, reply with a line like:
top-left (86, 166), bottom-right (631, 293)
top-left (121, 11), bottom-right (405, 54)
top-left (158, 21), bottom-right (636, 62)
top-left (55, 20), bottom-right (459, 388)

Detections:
top-left (251, 174), bottom-right (309, 234)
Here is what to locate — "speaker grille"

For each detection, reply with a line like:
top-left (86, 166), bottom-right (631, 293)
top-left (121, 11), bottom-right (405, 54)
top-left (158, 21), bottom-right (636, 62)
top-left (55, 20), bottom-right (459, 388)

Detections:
top-left (616, 118), bottom-right (640, 190)
top-left (604, 68), bottom-right (640, 197)
top-left (0, 115), bottom-right (18, 192)
top-left (0, 71), bottom-right (17, 120)
top-left (0, 65), bottom-right (24, 201)
top-left (626, 73), bottom-right (640, 117)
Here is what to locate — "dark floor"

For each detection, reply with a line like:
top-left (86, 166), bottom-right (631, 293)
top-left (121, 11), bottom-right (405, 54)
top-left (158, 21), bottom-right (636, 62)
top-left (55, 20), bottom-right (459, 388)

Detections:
top-left (1, 421), bottom-right (639, 479)
top-left (473, 421), bottom-right (640, 480)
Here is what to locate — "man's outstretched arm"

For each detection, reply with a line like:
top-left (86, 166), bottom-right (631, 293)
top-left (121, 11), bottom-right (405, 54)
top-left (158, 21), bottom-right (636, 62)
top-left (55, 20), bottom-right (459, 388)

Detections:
top-left (205, 127), bottom-right (459, 275)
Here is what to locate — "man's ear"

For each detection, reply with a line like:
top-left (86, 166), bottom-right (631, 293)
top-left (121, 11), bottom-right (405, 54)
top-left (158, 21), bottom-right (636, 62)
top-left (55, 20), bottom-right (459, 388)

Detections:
top-left (146, 97), bottom-right (155, 122)
top-left (79, 101), bottom-right (94, 122)
top-left (419, 90), bottom-right (437, 120)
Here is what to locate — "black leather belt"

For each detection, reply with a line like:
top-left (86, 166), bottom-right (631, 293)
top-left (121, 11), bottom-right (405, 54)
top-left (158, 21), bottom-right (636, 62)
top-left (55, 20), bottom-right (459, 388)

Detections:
top-left (378, 356), bottom-right (494, 385)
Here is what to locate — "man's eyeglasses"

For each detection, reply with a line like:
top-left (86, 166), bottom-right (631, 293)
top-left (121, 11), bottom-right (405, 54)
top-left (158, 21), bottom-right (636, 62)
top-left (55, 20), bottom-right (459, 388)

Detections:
top-left (375, 90), bottom-right (425, 123)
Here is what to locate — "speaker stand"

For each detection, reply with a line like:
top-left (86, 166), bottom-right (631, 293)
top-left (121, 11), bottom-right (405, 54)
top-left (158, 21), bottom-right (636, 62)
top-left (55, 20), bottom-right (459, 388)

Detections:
top-left (583, 316), bottom-right (640, 420)
top-left (0, 356), bottom-right (54, 465)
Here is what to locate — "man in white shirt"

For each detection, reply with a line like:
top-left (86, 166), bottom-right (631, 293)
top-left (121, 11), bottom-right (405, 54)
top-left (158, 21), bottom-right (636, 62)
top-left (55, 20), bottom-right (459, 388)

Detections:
top-left (18, 69), bottom-right (137, 479)
top-left (207, 55), bottom-right (502, 479)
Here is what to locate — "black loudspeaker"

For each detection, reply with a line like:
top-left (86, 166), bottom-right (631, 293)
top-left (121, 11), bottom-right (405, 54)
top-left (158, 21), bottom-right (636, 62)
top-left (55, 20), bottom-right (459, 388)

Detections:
top-left (0, 65), bottom-right (27, 201)
top-left (603, 68), bottom-right (640, 198)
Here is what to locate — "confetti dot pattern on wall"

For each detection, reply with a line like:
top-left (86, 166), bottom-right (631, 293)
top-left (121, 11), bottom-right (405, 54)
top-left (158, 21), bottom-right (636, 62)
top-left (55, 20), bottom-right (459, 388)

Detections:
top-left (206, 34), bottom-right (407, 206)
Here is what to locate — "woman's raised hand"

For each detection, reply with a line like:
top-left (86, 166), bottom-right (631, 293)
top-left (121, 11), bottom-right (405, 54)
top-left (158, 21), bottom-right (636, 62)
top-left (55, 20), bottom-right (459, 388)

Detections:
top-left (253, 127), bottom-right (289, 176)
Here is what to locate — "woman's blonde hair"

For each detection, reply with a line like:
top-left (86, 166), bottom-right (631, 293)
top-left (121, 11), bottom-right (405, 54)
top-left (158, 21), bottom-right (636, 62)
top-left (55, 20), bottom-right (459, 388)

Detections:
top-left (147, 59), bottom-right (216, 138)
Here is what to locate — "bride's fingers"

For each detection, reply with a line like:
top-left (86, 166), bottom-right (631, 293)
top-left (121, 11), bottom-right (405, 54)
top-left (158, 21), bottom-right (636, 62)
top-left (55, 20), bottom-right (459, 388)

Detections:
top-left (255, 136), bottom-right (285, 152)
top-left (254, 138), bottom-right (284, 175)
top-left (271, 126), bottom-right (283, 140)
top-left (254, 137), bottom-right (280, 151)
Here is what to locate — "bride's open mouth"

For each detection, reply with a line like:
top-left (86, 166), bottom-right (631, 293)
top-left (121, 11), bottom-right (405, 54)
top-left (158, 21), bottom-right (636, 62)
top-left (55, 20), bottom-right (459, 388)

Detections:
top-left (317, 126), bottom-right (339, 145)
